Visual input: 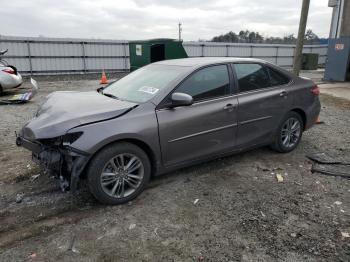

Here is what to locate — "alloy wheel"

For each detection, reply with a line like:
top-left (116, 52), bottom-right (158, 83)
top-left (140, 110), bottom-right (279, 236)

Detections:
top-left (281, 117), bottom-right (301, 148)
top-left (100, 153), bottom-right (144, 198)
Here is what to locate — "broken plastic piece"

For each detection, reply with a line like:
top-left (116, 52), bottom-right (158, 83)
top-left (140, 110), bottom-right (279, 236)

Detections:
top-left (0, 78), bottom-right (39, 105)
top-left (276, 174), bottom-right (284, 182)
top-left (341, 232), bottom-right (350, 238)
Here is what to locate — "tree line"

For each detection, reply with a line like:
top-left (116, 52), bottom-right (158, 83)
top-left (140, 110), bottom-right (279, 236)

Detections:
top-left (210, 29), bottom-right (326, 44)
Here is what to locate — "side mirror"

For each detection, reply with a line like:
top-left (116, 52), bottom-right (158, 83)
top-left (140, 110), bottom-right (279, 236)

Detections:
top-left (170, 92), bottom-right (193, 108)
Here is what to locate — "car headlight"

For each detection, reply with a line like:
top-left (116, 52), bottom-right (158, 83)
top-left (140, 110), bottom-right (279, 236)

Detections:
top-left (38, 132), bottom-right (83, 147)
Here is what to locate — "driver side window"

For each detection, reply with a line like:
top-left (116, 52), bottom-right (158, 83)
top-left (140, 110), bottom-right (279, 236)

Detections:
top-left (175, 65), bottom-right (230, 102)
top-left (233, 63), bottom-right (270, 92)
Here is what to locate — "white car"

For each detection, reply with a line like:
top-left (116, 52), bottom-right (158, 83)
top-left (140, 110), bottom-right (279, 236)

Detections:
top-left (0, 49), bottom-right (23, 94)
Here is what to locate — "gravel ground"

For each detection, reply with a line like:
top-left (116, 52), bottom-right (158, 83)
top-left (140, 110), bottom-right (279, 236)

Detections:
top-left (0, 79), bottom-right (349, 262)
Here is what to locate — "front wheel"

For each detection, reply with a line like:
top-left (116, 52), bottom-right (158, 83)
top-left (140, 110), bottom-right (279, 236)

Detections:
top-left (271, 111), bottom-right (303, 153)
top-left (87, 142), bottom-right (151, 205)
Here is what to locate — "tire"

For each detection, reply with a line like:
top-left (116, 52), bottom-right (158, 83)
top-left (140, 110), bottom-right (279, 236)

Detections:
top-left (87, 142), bottom-right (151, 205)
top-left (0, 85), bottom-right (3, 96)
top-left (270, 111), bottom-right (304, 153)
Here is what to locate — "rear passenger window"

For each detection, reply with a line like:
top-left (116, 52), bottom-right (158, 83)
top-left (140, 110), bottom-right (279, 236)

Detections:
top-left (175, 65), bottom-right (230, 101)
top-left (267, 67), bottom-right (290, 86)
top-left (233, 64), bottom-right (270, 92)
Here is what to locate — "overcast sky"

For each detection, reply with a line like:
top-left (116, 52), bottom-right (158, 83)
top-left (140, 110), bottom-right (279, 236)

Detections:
top-left (1, 0), bottom-right (332, 40)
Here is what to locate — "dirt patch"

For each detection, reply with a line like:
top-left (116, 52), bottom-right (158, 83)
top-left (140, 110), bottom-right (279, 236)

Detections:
top-left (0, 81), bottom-right (349, 261)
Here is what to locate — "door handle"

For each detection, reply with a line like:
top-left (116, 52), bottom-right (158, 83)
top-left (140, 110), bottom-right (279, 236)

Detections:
top-left (279, 91), bottom-right (288, 97)
top-left (223, 103), bottom-right (235, 111)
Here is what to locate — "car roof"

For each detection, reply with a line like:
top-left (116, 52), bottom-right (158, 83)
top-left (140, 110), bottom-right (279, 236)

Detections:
top-left (154, 57), bottom-right (269, 68)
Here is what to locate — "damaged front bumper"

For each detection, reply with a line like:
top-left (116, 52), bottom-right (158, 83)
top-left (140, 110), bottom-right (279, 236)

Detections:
top-left (16, 135), bottom-right (90, 192)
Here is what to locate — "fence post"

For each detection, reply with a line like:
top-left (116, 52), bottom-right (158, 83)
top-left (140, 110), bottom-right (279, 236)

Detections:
top-left (226, 45), bottom-right (229, 57)
top-left (250, 45), bottom-right (253, 58)
top-left (275, 46), bottom-right (279, 65)
top-left (292, 46), bottom-right (296, 68)
top-left (123, 42), bottom-right (128, 71)
top-left (81, 42), bottom-right (87, 73)
top-left (201, 44), bottom-right (205, 57)
top-left (26, 41), bottom-right (33, 76)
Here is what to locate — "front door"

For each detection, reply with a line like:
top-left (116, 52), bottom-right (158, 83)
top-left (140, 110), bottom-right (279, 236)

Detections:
top-left (151, 44), bottom-right (165, 63)
top-left (232, 63), bottom-right (293, 147)
top-left (156, 65), bottom-right (238, 166)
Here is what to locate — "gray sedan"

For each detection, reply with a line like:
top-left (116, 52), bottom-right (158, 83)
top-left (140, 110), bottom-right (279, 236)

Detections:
top-left (16, 58), bottom-right (321, 205)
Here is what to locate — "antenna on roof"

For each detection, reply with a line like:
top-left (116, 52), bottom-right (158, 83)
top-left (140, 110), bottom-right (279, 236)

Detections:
top-left (178, 22), bottom-right (182, 41)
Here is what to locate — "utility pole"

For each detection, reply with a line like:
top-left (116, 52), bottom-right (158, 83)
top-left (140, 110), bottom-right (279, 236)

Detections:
top-left (293, 0), bottom-right (310, 76)
top-left (178, 22), bottom-right (182, 41)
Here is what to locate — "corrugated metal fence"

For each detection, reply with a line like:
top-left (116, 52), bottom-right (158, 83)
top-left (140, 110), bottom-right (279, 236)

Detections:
top-left (0, 35), bottom-right (328, 75)
top-left (0, 36), bottom-right (129, 75)
top-left (184, 42), bottom-right (327, 67)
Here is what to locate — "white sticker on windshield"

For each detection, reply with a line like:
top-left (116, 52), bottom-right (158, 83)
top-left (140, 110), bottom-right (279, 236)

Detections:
top-left (138, 86), bottom-right (159, 95)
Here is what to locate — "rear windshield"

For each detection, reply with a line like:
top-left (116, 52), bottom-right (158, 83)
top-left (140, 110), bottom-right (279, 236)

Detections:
top-left (102, 64), bottom-right (188, 103)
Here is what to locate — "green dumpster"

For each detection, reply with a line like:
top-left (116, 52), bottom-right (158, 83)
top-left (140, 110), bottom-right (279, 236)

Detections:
top-left (302, 53), bottom-right (319, 70)
top-left (129, 38), bottom-right (188, 71)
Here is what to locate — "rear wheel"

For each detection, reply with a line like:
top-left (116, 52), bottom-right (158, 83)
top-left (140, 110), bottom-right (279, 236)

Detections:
top-left (87, 142), bottom-right (151, 205)
top-left (271, 111), bottom-right (303, 153)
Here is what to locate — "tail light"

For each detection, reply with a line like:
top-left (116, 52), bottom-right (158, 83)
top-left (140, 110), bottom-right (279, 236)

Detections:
top-left (311, 85), bottom-right (320, 96)
top-left (2, 68), bottom-right (16, 75)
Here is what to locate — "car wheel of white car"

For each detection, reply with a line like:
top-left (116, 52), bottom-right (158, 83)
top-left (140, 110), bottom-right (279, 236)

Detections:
top-left (87, 142), bottom-right (151, 205)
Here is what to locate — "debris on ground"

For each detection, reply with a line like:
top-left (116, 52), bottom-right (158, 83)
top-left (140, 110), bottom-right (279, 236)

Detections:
top-left (0, 78), bottom-right (39, 105)
top-left (15, 193), bottom-right (24, 203)
top-left (334, 201), bottom-right (342, 206)
top-left (30, 174), bottom-right (40, 182)
top-left (291, 233), bottom-right (297, 238)
top-left (154, 228), bottom-right (159, 237)
top-left (129, 223), bottom-right (136, 230)
top-left (67, 236), bottom-right (79, 253)
top-left (193, 199), bottom-right (199, 205)
top-left (307, 153), bottom-right (350, 165)
top-left (311, 164), bottom-right (350, 179)
top-left (27, 252), bottom-right (37, 259)
top-left (256, 165), bottom-right (270, 171)
top-left (276, 173), bottom-right (284, 182)
top-left (260, 211), bottom-right (266, 218)
top-left (307, 152), bottom-right (350, 178)
top-left (341, 232), bottom-right (350, 238)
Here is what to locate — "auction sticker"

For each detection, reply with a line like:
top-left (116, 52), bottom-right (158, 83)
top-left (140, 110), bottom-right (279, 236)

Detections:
top-left (138, 86), bottom-right (159, 95)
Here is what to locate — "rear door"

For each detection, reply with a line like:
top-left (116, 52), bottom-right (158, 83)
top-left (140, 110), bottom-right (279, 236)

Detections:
top-left (156, 64), bottom-right (238, 166)
top-left (232, 63), bottom-right (293, 147)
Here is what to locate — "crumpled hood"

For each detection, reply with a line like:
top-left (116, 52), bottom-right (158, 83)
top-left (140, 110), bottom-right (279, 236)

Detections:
top-left (22, 91), bottom-right (137, 140)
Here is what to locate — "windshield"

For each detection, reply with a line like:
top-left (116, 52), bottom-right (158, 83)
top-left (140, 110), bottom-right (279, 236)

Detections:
top-left (102, 64), bottom-right (188, 103)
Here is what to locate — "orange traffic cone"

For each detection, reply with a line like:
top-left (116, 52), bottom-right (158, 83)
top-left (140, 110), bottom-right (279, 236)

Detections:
top-left (100, 70), bottom-right (108, 85)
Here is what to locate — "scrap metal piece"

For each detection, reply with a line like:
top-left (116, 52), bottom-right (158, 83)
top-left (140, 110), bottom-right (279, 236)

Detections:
top-left (311, 164), bottom-right (350, 179)
top-left (307, 153), bottom-right (350, 165)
